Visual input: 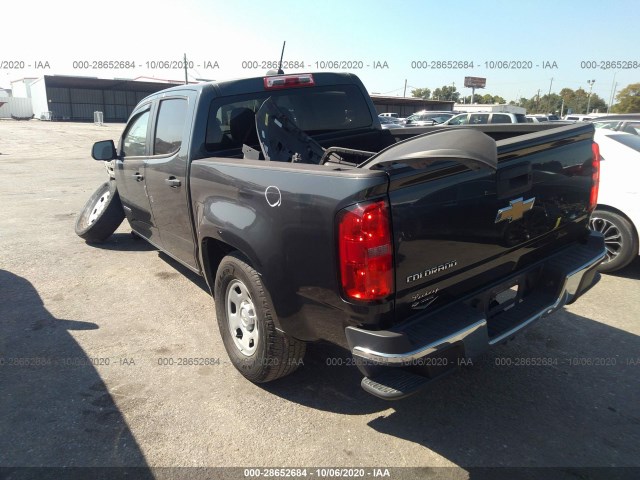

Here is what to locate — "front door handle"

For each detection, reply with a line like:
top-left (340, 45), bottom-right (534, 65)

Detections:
top-left (165, 177), bottom-right (181, 188)
top-left (133, 173), bottom-right (144, 182)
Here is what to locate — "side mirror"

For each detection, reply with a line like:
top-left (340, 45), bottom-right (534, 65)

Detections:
top-left (92, 140), bottom-right (117, 161)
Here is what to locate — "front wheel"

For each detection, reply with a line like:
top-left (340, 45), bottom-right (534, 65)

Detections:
top-left (75, 180), bottom-right (125, 243)
top-left (214, 252), bottom-right (305, 383)
top-left (590, 209), bottom-right (638, 273)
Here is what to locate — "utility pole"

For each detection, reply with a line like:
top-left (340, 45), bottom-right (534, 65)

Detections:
top-left (184, 53), bottom-right (188, 85)
top-left (586, 79), bottom-right (596, 114)
top-left (536, 89), bottom-right (540, 112)
top-left (560, 97), bottom-right (565, 117)
top-left (546, 77), bottom-right (553, 114)
top-left (403, 79), bottom-right (407, 98)
top-left (610, 82), bottom-right (618, 112)
top-left (607, 72), bottom-right (617, 113)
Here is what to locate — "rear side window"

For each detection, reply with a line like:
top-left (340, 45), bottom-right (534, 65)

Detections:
top-left (154, 98), bottom-right (188, 155)
top-left (515, 114), bottom-right (527, 123)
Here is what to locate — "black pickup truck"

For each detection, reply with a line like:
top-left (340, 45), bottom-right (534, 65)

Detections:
top-left (76, 72), bottom-right (605, 399)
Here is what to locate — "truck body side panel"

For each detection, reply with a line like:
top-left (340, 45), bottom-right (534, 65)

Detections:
top-left (189, 159), bottom-right (390, 344)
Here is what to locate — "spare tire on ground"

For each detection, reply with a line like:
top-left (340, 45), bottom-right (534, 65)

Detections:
top-left (75, 180), bottom-right (125, 243)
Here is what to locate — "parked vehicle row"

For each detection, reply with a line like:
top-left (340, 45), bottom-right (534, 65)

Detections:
top-left (445, 112), bottom-right (527, 125)
top-left (526, 114), bottom-right (561, 123)
top-left (591, 114), bottom-right (640, 136)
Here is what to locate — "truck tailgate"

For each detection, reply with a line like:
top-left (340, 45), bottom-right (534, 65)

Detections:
top-left (381, 123), bottom-right (597, 322)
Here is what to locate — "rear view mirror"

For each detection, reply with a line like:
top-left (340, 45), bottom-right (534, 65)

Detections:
top-left (92, 140), bottom-right (117, 161)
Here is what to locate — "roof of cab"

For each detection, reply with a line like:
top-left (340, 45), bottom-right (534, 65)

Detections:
top-left (140, 72), bottom-right (363, 102)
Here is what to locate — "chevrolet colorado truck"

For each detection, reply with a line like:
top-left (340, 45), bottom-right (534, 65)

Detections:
top-left (75, 72), bottom-right (605, 399)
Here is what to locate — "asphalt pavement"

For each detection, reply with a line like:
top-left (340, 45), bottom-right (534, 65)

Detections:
top-left (1, 120), bottom-right (639, 479)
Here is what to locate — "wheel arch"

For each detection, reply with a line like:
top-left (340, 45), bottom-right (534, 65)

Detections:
top-left (199, 236), bottom-right (265, 294)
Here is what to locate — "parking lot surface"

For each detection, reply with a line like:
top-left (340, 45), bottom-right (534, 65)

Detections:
top-left (1, 121), bottom-right (639, 475)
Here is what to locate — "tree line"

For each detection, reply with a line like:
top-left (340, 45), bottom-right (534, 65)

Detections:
top-left (411, 82), bottom-right (640, 114)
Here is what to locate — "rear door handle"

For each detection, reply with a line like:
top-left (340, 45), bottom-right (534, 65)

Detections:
top-left (165, 177), bottom-right (181, 188)
top-left (133, 173), bottom-right (144, 182)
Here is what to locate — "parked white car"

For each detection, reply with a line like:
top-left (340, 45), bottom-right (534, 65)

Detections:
top-left (590, 130), bottom-right (640, 272)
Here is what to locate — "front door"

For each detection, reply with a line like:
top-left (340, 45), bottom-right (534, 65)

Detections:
top-left (114, 105), bottom-right (156, 239)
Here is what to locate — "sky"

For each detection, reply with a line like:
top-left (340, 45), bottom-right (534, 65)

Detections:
top-left (2, 0), bottom-right (637, 105)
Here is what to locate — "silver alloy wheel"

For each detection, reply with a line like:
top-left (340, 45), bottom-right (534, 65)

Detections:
top-left (87, 189), bottom-right (111, 226)
top-left (590, 216), bottom-right (623, 263)
top-left (226, 279), bottom-right (259, 356)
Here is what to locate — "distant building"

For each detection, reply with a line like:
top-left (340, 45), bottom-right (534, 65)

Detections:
top-left (25, 75), bottom-right (182, 122)
top-left (453, 103), bottom-right (526, 115)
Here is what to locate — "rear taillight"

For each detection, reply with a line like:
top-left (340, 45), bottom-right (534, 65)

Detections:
top-left (338, 200), bottom-right (393, 301)
top-left (263, 74), bottom-right (315, 90)
top-left (589, 142), bottom-right (600, 211)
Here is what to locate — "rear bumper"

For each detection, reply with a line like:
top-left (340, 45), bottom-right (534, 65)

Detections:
top-left (345, 232), bottom-right (605, 397)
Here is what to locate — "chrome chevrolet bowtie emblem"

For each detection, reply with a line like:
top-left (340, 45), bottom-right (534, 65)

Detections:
top-left (495, 197), bottom-right (535, 223)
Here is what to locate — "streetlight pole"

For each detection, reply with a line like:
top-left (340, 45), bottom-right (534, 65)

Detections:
top-left (586, 79), bottom-right (595, 114)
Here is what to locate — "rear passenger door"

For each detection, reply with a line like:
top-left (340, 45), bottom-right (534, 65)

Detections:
top-left (144, 92), bottom-right (198, 270)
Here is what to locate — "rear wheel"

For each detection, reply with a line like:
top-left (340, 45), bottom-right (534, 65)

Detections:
top-left (75, 180), bottom-right (125, 243)
top-left (590, 209), bottom-right (638, 272)
top-left (214, 252), bottom-right (305, 383)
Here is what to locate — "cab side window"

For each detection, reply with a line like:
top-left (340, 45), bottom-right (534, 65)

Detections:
top-left (470, 114), bottom-right (488, 124)
top-left (154, 98), bottom-right (188, 155)
top-left (448, 114), bottom-right (468, 125)
top-left (122, 110), bottom-right (150, 157)
top-left (491, 114), bottom-right (511, 123)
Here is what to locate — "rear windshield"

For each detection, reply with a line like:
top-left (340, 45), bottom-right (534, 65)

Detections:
top-left (609, 133), bottom-right (640, 153)
top-left (205, 84), bottom-right (373, 153)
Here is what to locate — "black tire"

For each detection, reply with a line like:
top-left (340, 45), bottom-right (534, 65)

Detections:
top-left (214, 252), bottom-right (306, 383)
top-left (75, 180), bottom-right (125, 243)
top-left (590, 209), bottom-right (638, 273)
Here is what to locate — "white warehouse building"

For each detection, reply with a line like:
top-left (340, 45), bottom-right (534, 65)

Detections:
top-left (454, 103), bottom-right (526, 115)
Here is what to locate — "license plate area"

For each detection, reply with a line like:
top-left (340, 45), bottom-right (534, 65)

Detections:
top-left (488, 280), bottom-right (521, 317)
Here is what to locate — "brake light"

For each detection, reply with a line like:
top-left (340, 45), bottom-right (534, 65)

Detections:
top-left (338, 200), bottom-right (393, 301)
top-left (589, 142), bottom-right (600, 211)
top-left (263, 74), bottom-right (315, 90)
